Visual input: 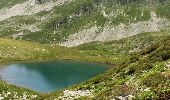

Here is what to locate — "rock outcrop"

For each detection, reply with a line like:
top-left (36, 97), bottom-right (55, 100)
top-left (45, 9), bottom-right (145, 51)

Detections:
top-left (0, 0), bottom-right (72, 21)
top-left (59, 12), bottom-right (170, 47)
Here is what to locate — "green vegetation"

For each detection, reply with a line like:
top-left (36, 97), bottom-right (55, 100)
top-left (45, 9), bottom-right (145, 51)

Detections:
top-left (0, 0), bottom-right (153, 43)
top-left (0, 0), bottom-right (170, 99)
top-left (0, 38), bottom-right (81, 63)
top-left (0, 0), bottom-right (26, 9)
top-left (38, 31), bottom-right (169, 99)
top-left (0, 81), bottom-right (40, 99)
top-left (1, 28), bottom-right (169, 99)
top-left (156, 2), bottom-right (170, 19)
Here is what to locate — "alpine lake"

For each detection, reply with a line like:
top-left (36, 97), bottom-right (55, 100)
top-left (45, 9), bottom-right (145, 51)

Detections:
top-left (0, 60), bottom-right (109, 93)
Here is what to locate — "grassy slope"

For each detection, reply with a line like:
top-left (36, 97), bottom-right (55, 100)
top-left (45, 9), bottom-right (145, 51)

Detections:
top-left (0, 81), bottom-right (40, 99)
top-left (0, 0), bottom-right (27, 9)
top-left (44, 30), bottom-right (170, 99)
top-left (0, 38), bottom-right (77, 62)
top-left (0, 30), bottom-right (169, 99)
top-left (0, 38), bottom-right (125, 65)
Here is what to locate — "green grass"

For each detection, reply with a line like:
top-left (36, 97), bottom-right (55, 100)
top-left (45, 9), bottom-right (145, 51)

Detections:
top-left (0, 38), bottom-right (81, 63)
top-left (0, 0), bottom-right (27, 9)
top-left (0, 80), bottom-right (41, 99)
top-left (156, 1), bottom-right (170, 19)
top-left (42, 30), bottom-right (170, 99)
top-left (0, 30), bottom-right (169, 99)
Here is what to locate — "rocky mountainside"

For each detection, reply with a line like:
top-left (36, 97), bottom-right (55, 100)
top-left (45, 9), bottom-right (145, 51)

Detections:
top-left (0, 0), bottom-right (170, 47)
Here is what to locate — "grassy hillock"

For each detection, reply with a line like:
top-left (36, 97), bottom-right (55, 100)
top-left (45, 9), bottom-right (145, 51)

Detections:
top-left (0, 38), bottom-right (82, 63)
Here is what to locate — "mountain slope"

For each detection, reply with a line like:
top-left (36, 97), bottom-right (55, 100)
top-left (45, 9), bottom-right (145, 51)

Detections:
top-left (0, 0), bottom-right (170, 47)
top-left (0, 0), bottom-right (72, 21)
top-left (45, 31), bottom-right (170, 100)
top-left (0, 38), bottom-right (79, 62)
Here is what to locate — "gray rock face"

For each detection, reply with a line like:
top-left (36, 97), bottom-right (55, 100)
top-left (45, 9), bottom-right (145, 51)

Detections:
top-left (59, 12), bottom-right (170, 47)
top-left (0, 0), bottom-right (72, 21)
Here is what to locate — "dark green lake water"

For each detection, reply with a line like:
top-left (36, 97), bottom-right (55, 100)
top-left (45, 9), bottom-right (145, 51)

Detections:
top-left (0, 61), bottom-right (108, 93)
